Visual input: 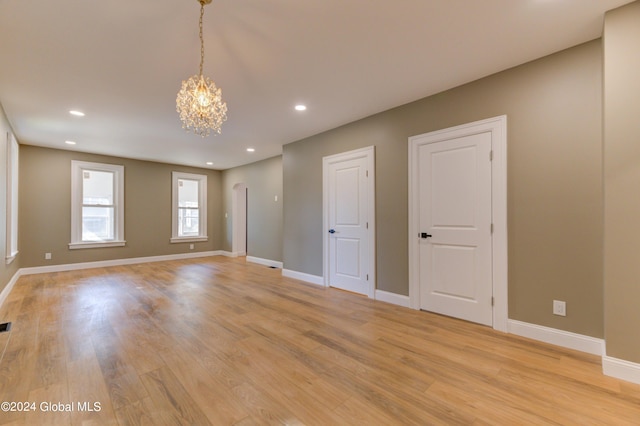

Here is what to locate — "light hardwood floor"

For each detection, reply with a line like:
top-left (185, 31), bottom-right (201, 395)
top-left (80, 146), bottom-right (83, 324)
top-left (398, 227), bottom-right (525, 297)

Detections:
top-left (0, 256), bottom-right (639, 425)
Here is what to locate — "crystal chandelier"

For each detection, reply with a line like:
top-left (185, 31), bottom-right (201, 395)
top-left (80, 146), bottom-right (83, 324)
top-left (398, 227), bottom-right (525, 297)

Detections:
top-left (176, 0), bottom-right (227, 137)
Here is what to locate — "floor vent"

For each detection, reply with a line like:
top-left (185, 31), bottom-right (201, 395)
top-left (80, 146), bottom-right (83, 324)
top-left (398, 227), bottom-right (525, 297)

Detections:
top-left (0, 322), bottom-right (11, 333)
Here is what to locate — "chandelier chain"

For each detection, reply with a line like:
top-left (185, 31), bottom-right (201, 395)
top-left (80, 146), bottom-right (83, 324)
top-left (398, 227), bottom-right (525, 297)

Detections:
top-left (199, 1), bottom-right (205, 76)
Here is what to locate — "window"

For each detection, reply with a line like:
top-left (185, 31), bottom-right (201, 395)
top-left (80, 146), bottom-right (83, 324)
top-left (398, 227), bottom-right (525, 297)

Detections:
top-left (70, 161), bottom-right (125, 249)
top-left (5, 132), bottom-right (18, 264)
top-left (171, 172), bottom-right (207, 243)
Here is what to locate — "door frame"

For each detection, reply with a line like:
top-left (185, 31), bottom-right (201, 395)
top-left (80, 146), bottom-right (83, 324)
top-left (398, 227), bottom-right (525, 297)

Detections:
top-left (408, 116), bottom-right (508, 332)
top-left (323, 146), bottom-right (376, 298)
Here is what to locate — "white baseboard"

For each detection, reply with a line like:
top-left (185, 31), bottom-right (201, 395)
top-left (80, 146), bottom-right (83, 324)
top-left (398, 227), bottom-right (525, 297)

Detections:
top-left (282, 269), bottom-right (324, 286)
top-left (220, 251), bottom-right (243, 257)
top-left (507, 319), bottom-right (604, 356)
top-left (246, 256), bottom-right (283, 269)
top-left (19, 251), bottom-right (223, 276)
top-left (0, 270), bottom-right (22, 312)
top-left (603, 355), bottom-right (640, 385)
top-left (375, 289), bottom-right (410, 308)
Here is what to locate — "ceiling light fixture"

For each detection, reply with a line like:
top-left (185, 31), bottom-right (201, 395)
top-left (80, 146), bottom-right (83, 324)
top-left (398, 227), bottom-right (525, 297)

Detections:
top-left (295, 104), bottom-right (307, 111)
top-left (246, 148), bottom-right (255, 153)
top-left (65, 140), bottom-right (77, 145)
top-left (69, 110), bottom-right (85, 117)
top-left (176, 0), bottom-right (227, 137)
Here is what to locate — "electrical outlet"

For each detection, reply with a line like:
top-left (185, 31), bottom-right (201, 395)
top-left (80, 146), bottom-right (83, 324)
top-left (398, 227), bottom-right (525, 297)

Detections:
top-left (553, 300), bottom-right (566, 316)
top-left (45, 252), bottom-right (52, 260)
top-left (189, 244), bottom-right (194, 250)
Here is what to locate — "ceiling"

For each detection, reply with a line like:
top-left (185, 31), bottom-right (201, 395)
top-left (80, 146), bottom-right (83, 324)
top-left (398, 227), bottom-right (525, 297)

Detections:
top-left (0, 0), bottom-right (633, 170)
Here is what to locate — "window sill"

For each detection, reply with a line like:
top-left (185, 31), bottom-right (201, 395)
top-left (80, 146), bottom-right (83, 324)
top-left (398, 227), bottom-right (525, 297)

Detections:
top-left (5, 251), bottom-right (18, 265)
top-left (69, 240), bottom-right (126, 250)
top-left (170, 236), bottom-right (208, 244)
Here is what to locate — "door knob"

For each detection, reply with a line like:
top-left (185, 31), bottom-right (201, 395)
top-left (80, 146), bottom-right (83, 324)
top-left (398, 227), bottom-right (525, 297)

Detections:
top-left (329, 229), bottom-right (336, 234)
top-left (420, 232), bottom-right (432, 239)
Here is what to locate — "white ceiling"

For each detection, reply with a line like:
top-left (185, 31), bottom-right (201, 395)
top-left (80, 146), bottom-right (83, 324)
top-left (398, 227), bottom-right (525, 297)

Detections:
top-left (0, 0), bottom-right (633, 170)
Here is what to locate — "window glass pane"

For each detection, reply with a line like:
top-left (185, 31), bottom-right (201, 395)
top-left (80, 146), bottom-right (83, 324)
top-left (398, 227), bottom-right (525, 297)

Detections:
top-left (82, 206), bottom-right (114, 241)
top-left (83, 170), bottom-right (113, 205)
top-left (178, 179), bottom-right (199, 208)
top-left (178, 208), bottom-right (199, 236)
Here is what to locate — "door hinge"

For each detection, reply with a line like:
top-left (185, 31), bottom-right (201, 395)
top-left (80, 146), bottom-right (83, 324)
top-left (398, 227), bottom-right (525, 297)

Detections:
top-left (366, 222), bottom-right (369, 229)
top-left (491, 297), bottom-right (495, 307)
top-left (489, 150), bottom-right (493, 161)
top-left (366, 274), bottom-right (369, 281)
top-left (491, 223), bottom-right (494, 234)
top-left (366, 170), bottom-right (369, 177)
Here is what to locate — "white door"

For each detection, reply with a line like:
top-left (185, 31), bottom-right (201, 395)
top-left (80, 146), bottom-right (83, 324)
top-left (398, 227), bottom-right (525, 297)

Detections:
top-left (418, 132), bottom-right (493, 326)
top-left (324, 147), bottom-right (375, 297)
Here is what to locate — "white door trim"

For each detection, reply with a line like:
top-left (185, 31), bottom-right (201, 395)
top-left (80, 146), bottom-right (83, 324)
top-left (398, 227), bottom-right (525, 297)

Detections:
top-left (323, 146), bottom-right (376, 298)
top-left (408, 116), bottom-right (508, 332)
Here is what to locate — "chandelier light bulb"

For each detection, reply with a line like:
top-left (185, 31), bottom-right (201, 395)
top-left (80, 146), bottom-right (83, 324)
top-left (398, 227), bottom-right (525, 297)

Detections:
top-left (198, 94), bottom-right (210, 108)
top-left (196, 81), bottom-right (212, 107)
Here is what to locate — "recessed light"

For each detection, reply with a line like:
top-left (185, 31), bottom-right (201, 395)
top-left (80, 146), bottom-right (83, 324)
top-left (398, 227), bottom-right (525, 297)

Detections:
top-left (206, 161), bottom-right (213, 165)
top-left (246, 148), bottom-right (255, 153)
top-left (65, 140), bottom-right (77, 145)
top-left (294, 104), bottom-right (307, 111)
top-left (69, 110), bottom-right (85, 117)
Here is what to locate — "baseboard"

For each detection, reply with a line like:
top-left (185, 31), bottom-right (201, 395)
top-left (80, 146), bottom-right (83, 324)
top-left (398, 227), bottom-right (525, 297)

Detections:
top-left (507, 319), bottom-right (604, 356)
top-left (0, 270), bottom-right (22, 312)
top-left (246, 256), bottom-right (283, 269)
top-left (220, 251), bottom-right (243, 257)
top-left (19, 251), bottom-right (223, 276)
top-left (603, 355), bottom-right (640, 385)
top-left (375, 289), bottom-right (410, 308)
top-left (282, 269), bottom-right (324, 286)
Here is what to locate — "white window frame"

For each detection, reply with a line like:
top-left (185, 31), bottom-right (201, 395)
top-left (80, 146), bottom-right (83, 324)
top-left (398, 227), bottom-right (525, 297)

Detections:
top-left (70, 160), bottom-right (125, 249)
top-left (171, 171), bottom-right (208, 243)
top-left (5, 132), bottom-right (19, 264)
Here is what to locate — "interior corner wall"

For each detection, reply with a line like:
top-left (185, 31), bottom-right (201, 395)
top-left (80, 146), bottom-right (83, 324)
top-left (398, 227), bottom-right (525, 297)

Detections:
top-left (221, 156), bottom-right (283, 262)
top-left (0, 103), bottom-right (20, 293)
top-left (283, 40), bottom-right (604, 338)
top-left (18, 145), bottom-right (223, 267)
top-left (603, 0), bottom-right (640, 363)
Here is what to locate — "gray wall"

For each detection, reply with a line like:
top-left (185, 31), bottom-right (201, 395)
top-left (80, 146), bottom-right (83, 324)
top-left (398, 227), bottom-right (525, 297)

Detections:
top-left (284, 40), bottom-right (604, 338)
top-left (19, 146), bottom-right (223, 267)
top-left (0, 104), bottom-right (20, 294)
top-left (222, 156), bottom-right (283, 262)
top-left (603, 1), bottom-right (640, 363)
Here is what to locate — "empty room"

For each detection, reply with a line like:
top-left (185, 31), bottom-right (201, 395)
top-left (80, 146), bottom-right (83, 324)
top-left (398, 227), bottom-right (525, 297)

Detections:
top-left (1, 0), bottom-right (640, 424)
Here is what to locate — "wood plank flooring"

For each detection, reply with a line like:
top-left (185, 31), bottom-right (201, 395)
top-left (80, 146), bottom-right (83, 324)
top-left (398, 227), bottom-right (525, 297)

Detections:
top-left (0, 256), bottom-right (639, 425)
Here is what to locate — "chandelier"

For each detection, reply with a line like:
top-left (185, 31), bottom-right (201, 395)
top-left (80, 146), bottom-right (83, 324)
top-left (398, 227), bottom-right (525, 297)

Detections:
top-left (176, 0), bottom-right (227, 137)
